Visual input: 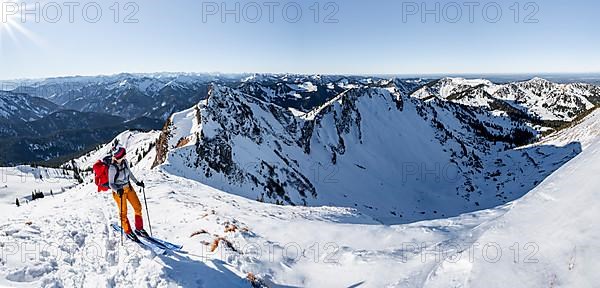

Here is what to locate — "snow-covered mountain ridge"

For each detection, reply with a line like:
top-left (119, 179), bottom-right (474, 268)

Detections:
top-left (149, 80), bottom-right (591, 224)
top-left (0, 91), bottom-right (59, 123)
top-left (5, 73), bottom-right (428, 120)
top-left (7, 73), bottom-right (597, 127)
top-left (412, 77), bottom-right (600, 122)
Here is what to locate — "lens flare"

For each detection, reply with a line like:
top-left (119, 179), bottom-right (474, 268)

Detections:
top-left (0, 1), bottom-right (42, 51)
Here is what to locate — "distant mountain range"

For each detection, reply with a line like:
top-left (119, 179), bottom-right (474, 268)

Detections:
top-left (413, 77), bottom-right (600, 121)
top-left (1, 73), bottom-right (598, 170)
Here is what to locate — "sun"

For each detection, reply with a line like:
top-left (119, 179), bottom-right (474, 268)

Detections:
top-left (0, 2), bottom-right (19, 43)
top-left (0, 1), bottom-right (41, 49)
top-left (1, 15), bottom-right (16, 30)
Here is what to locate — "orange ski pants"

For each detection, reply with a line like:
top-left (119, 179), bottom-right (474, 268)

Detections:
top-left (112, 185), bottom-right (143, 234)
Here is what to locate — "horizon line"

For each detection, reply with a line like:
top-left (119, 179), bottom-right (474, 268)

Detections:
top-left (2, 71), bottom-right (600, 82)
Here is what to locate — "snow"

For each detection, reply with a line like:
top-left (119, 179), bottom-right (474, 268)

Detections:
top-left (411, 77), bottom-right (597, 122)
top-left (167, 105), bottom-right (201, 149)
top-left (411, 78), bottom-right (491, 100)
top-left (152, 84), bottom-right (588, 227)
top-left (425, 131), bottom-right (600, 288)
top-left (536, 108), bottom-right (600, 149)
top-left (286, 82), bottom-right (318, 93)
top-left (287, 107), bottom-right (305, 117)
top-left (0, 166), bottom-right (77, 207)
top-left (438, 78), bottom-right (492, 98)
top-left (71, 130), bottom-right (161, 170)
top-left (0, 158), bottom-right (506, 287)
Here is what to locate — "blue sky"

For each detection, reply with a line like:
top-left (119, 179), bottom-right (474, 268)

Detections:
top-left (0, 0), bottom-right (598, 79)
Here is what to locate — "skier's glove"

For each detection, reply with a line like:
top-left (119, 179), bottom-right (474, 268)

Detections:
top-left (117, 189), bottom-right (124, 197)
top-left (137, 181), bottom-right (145, 188)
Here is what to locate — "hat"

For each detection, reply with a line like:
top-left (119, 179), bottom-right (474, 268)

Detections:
top-left (113, 147), bottom-right (126, 160)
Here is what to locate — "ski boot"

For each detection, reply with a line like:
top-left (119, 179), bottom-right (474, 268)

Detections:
top-left (135, 229), bottom-right (150, 238)
top-left (126, 232), bottom-right (140, 243)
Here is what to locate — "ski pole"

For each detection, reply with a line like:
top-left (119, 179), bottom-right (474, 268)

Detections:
top-left (120, 192), bottom-right (124, 246)
top-left (142, 187), bottom-right (153, 236)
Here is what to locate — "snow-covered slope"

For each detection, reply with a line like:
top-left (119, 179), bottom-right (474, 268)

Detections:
top-left (494, 78), bottom-right (597, 121)
top-left (0, 159), bottom-right (494, 287)
top-left (0, 166), bottom-right (77, 230)
top-left (534, 108), bottom-right (600, 149)
top-left (69, 130), bottom-right (161, 171)
top-left (411, 77), bottom-right (495, 100)
top-left (425, 131), bottom-right (600, 288)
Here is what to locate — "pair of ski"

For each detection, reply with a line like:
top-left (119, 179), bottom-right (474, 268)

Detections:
top-left (111, 223), bottom-right (183, 255)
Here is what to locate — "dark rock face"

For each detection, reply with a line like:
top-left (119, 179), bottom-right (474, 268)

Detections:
top-left (152, 118), bottom-right (172, 169)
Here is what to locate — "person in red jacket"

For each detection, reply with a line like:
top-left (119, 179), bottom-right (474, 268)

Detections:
top-left (109, 147), bottom-right (148, 242)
